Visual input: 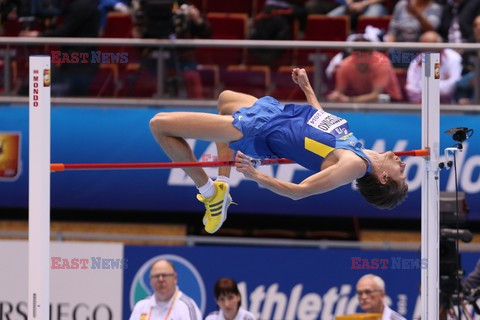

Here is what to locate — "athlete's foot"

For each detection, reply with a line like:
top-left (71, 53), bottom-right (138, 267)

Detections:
top-left (197, 181), bottom-right (236, 234)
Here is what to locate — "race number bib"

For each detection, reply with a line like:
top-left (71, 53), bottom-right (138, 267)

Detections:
top-left (307, 110), bottom-right (350, 138)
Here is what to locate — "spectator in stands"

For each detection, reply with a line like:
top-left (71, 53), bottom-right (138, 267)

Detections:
top-left (437, 0), bottom-right (480, 43)
top-left (327, 0), bottom-right (388, 31)
top-left (304, 0), bottom-right (340, 15)
top-left (326, 37), bottom-right (403, 103)
top-left (386, 0), bottom-right (442, 43)
top-left (19, 0), bottom-right (100, 97)
top-left (132, 0), bottom-right (211, 98)
top-left (385, 0), bottom-right (442, 67)
top-left (262, 0), bottom-right (308, 33)
top-left (356, 274), bottom-right (406, 320)
top-left (463, 259), bottom-right (480, 292)
top-left (205, 278), bottom-right (255, 320)
top-left (249, 7), bottom-right (291, 67)
top-left (130, 259), bottom-right (202, 320)
top-left (406, 31), bottom-right (462, 104)
top-left (325, 25), bottom-right (384, 81)
top-left (454, 14), bottom-right (480, 104)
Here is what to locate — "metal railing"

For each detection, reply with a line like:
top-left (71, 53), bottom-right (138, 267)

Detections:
top-left (2, 37), bottom-right (480, 108)
top-left (1, 230), bottom-right (480, 251)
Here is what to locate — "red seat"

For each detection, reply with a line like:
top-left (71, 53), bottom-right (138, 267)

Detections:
top-left (99, 12), bottom-right (141, 65)
top-left (101, 12), bottom-right (134, 38)
top-left (297, 15), bottom-right (350, 67)
top-left (1, 17), bottom-right (22, 37)
top-left (196, 13), bottom-right (248, 66)
top-left (89, 64), bottom-right (119, 97)
top-left (197, 64), bottom-right (220, 99)
top-left (204, 0), bottom-right (253, 15)
top-left (270, 66), bottom-right (313, 101)
top-left (355, 16), bottom-right (391, 34)
top-left (246, 12), bottom-right (297, 68)
top-left (222, 65), bottom-right (271, 97)
top-left (117, 63), bottom-right (157, 97)
top-left (253, 0), bottom-right (267, 16)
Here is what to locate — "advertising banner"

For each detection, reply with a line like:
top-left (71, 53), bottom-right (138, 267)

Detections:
top-left (0, 105), bottom-right (479, 219)
top-left (0, 240), bottom-right (124, 320)
top-left (123, 245), bottom-right (480, 320)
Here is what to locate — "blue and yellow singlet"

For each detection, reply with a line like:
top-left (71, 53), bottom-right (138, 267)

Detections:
top-left (229, 96), bottom-right (372, 174)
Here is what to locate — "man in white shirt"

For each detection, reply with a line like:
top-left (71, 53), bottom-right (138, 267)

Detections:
top-left (356, 274), bottom-right (407, 320)
top-left (130, 259), bottom-right (202, 320)
top-left (406, 31), bottom-right (462, 104)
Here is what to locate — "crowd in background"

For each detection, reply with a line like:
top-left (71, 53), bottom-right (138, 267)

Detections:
top-left (1, 0), bottom-right (480, 103)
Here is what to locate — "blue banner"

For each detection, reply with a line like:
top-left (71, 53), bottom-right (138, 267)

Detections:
top-left (0, 105), bottom-right (479, 219)
top-left (123, 245), bottom-right (480, 320)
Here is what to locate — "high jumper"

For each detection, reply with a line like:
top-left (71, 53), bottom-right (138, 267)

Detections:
top-left (149, 68), bottom-right (408, 234)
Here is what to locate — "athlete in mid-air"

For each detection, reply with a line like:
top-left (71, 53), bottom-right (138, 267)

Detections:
top-left (149, 68), bottom-right (407, 234)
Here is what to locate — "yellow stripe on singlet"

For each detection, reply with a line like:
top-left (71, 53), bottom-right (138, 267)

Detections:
top-left (304, 137), bottom-right (334, 158)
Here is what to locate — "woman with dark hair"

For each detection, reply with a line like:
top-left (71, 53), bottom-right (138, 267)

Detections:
top-left (205, 278), bottom-right (255, 320)
top-left (150, 68), bottom-right (408, 234)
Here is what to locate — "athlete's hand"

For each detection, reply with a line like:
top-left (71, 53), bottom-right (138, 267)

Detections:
top-left (235, 151), bottom-right (257, 179)
top-left (291, 68), bottom-right (311, 91)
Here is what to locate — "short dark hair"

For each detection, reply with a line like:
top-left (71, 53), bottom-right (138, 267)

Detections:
top-left (356, 174), bottom-right (408, 210)
top-left (214, 278), bottom-right (241, 308)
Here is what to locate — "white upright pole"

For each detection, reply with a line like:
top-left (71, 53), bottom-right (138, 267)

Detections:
top-left (28, 56), bottom-right (51, 320)
top-left (421, 52), bottom-right (440, 319)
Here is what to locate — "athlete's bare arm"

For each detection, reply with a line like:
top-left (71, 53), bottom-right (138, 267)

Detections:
top-left (291, 68), bottom-right (323, 111)
top-left (235, 151), bottom-right (365, 200)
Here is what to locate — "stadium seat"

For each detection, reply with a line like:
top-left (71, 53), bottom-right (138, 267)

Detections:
top-left (117, 63), bottom-right (157, 97)
top-left (222, 65), bottom-right (271, 97)
top-left (203, 0), bottom-right (253, 15)
top-left (99, 12), bottom-right (141, 65)
top-left (197, 64), bottom-right (220, 99)
top-left (297, 15), bottom-right (350, 67)
top-left (101, 12), bottom-right (134, 38)
top-left (246, 13), bottom-right (298, 68)
top-left (89, 64), bottom-right (119, 97)
top-left (269, 65), bottom-right (313, 101)
top-left (196, 13), bottom-right (248, 66)
top-left (0, 17), bottom-right (22, 37)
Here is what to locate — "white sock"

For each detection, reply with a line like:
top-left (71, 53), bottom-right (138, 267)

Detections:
top-left (216, 175), bottom-right (231, 185)
top-left (197, 178), bottom-right (215, 198)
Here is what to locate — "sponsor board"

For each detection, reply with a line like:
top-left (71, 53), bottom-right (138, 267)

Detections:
top-left (0, 240), bottom-right (123, 320)
top-left (123, 245), bottom-right (480, 320)
top-left (0, 106), bottom-right (479, 219)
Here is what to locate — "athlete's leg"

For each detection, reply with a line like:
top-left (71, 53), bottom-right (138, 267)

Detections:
top-left (149, 111), bottom-right (242, 187)
top-left (215, 90), bottom-right (258, 177)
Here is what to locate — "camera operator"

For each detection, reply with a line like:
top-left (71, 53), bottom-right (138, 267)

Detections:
top-left (463, 259), bottom-right (480, 294)
top-left (19, 0), bottom-right (100, 97)
top-left (132, 0), bottom-right (211, 98)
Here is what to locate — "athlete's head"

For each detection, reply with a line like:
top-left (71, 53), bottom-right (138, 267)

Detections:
top-left (214, 278), bottom-right (242, 318)
top-left (356, 151), bottom-right (408, 209)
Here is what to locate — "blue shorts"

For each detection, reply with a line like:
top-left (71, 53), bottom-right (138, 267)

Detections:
top-left (229, 96), bottom-right (284, 158)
